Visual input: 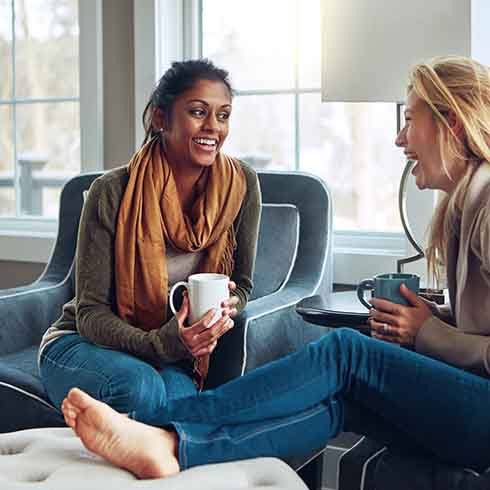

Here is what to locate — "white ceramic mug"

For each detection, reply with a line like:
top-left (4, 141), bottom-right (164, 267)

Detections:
top-left (169, 273), bottom-right (230, 325)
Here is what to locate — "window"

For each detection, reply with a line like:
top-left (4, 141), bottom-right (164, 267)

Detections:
top-left (0, 0), bottom-right (79, 221)
top-left (200, 0), bottom-right (406, 234)
top-left (153, 0), bottom-right (428, 282)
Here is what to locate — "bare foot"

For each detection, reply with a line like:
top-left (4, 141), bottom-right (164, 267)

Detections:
top-left (62, 388), bottom-right (180, 479)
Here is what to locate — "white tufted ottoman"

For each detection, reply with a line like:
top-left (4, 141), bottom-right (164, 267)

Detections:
top-left (0, 428), bottom-right (307, 490)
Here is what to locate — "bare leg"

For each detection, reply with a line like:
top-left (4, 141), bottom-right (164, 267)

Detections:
top-left (62, 388), bottom-right (180, 479)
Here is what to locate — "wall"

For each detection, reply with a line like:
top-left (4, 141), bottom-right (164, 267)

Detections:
top-left (0, 261), bottom-right (46, 289)
top-left (102, 0), bottom-right (136, 169)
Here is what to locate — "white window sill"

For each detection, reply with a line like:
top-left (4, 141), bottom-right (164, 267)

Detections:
top-left (334, 248), bottom-right (405, 284)
top-left (0, 229), bottom-right (411, 286)
top-left (0, 231), bottom-right (56, 263)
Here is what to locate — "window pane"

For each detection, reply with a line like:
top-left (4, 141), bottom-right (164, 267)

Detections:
top-left (202, 0), bottom-right (296, 91)
top-left (42, 186), bottom-right (62, 218)
top-left (299, 0), bottom-right (320, 88)
top-left (0, 0), bottom-right (12, 100)
top-left (223, 94), bottom-right (295, 171)
top-left (16, 102), bottom-right (79, 216)
top-left (0, 105), bottom-right (15, 216)
top-left (299, 93), bottom-right (404, 232)
top-left (14, 0), bottom-right (79, 98)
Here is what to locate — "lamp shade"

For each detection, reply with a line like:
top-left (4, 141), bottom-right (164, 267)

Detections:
top-left (321, 0), bottom-right (479, 102)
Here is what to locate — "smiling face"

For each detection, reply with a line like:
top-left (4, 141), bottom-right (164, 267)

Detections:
top-left (395, 90), bottom-right (457, 193)
top-left (162, 79), bottom-right (232, 171)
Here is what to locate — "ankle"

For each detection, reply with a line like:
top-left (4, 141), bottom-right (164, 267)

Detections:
top-left (169, 430), bottom-right (180, 462)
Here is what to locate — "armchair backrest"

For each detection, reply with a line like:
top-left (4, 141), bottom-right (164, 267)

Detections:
top-left (251, 204), bottom-right (299, 300)
top-left (40, 172), bottom-right (101, 291)
top-left (40, 169), bottom-right (332, 302)
top-left (256, 171), bottom-right (333, 299)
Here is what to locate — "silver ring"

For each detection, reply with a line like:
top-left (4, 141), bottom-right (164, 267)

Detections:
top-left (382, 323), bottom-right (389, 334)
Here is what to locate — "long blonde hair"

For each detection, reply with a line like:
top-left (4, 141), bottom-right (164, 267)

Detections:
top-left (407, 56), bottom-right (490, 282)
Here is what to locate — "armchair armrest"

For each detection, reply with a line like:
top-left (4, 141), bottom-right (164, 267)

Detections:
top-left (239, 284), bottom-right (314, 321)
top-left (0, 280), bottom-right (73, 356)
top-left (206, 283), bottom-right (320, 389)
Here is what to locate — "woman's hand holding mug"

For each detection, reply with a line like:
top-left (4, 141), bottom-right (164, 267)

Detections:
top-left (175, 293), bottom-right (234, 357)
top-left (369, 284), bottom-right (432, 346)
top-left (222, 280), bottom-right (239, 318)
top-left (169, 274), bottom-right (237, 358)
top-left (357, 272), bottom-right (431, 347)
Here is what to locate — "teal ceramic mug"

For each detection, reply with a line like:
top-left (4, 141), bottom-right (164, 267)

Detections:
top-left (356, 273), bottom-right (420, 309)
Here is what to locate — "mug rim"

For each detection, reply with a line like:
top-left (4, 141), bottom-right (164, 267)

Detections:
top-left (375, 273), bottom-right (419, 280)
top-left (188, 273), bottom-right (229, 282)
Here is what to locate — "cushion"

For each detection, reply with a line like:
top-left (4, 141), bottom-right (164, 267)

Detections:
top-left (251, 204), bottom-right (299, 300)
top-left (0, 428), bottom-right (307, 490)
top-left (0, 346), bottom-right (63, 432)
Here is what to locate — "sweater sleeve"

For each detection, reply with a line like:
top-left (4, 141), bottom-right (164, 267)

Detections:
top-left (415, 315), bottom-right (490, 377)
top-left (75, 176), bottom-right (192, 365)
top-left (230, 164), bottom-right (262, 313)
top-left (420, 297), bottom-right (455, 325)
top-left (415, 202), bottom-right (490, 377)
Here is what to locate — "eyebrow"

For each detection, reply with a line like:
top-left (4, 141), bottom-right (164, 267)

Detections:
top-left (187, 98), bottom-right (232, 108)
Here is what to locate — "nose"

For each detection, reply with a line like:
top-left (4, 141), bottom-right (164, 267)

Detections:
top-left (395, 125), bottom-right (407, 148)
top-left (203, 112), bottom-right (219, 132)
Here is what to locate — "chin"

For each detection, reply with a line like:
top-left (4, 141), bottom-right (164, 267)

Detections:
top-left (414, 175), bottom-right (427, 190)
top-left (190, 150), bottom-right (219, 169)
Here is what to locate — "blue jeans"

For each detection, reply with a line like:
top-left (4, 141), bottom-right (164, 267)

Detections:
top-left (40, 333), bottom-right (197, 420)
top-left (137, 328), bottom-right (490, 471)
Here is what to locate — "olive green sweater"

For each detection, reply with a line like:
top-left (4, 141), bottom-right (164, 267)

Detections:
top-left (39, 161), bottom-right (261, 367)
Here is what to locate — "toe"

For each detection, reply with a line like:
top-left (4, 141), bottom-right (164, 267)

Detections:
top-left (63, 409), bottom-right (76, 428)
top-left (68, 388), bottom-right (94, 410)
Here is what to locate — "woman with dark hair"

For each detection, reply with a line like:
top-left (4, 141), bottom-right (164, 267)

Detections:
top-left (61, 56), bottom-right (490, 481)
top-left (39, 59), bottom-right (261, 420)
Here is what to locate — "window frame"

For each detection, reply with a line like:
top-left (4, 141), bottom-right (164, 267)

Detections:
top-left (0, 0), bottom-right (103, 262)
top-left (164, 0), bottom-right (422, 284)
top-left (1, 0), bottom-right (427, 279)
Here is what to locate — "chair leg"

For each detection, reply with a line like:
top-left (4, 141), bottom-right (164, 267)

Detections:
top-left (297, 453), bottom-right (323, 490)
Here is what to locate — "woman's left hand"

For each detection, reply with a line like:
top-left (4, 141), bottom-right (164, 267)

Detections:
top-left (369, 284), bottom-right (432, 347)
top-left (221, 281), bottom-right (239, 319)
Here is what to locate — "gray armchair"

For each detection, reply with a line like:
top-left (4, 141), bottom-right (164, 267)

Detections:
top-left (0, 170), bottom-right (332, 488)
top-left (206, 171), bottom-right (333, 387)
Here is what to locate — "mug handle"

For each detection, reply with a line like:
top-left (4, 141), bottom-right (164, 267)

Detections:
top-left (356, 279), bottom-right (375, 309)
top-left (169, 281), bottom-right (188, 316)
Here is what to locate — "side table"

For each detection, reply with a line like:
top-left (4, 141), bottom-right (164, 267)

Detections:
top-left (296, 291), bottom-right (370, 334)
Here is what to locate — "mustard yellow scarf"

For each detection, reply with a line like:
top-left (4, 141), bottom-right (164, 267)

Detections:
top-left (115, 137), bottom-right (246, 387)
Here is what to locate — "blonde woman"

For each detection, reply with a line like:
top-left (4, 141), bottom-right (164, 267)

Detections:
top-left (61, 57), bottom-right (490, 480)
